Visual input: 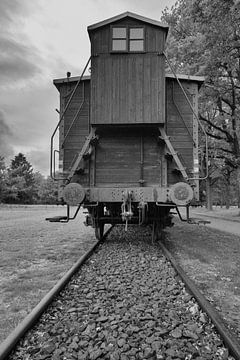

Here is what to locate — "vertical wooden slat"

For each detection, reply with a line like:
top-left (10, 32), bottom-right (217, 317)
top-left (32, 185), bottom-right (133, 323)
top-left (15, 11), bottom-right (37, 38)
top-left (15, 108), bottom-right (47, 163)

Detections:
top-left (135, 57), bottom-right (143, 123)
top-left (143, 55), bottom-right (151, 123)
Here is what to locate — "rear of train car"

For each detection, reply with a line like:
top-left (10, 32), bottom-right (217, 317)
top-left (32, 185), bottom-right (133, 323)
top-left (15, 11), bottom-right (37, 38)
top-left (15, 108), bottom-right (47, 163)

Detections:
top-left (48, 12), bottom-right (205, 239)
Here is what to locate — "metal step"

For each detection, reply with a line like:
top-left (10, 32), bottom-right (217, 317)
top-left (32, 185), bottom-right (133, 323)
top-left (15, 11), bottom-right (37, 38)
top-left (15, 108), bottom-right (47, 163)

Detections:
top-left (45, 216), bottom-right (68, 222)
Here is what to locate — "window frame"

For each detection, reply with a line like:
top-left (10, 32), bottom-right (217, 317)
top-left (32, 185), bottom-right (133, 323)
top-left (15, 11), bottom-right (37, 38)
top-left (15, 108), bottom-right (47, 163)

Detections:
top-left (129, 26), bottom-right (145, 53)
top-left (111, 25), bottom-right (145, 53)
top-left (111, 26), bottom-right (128, 52)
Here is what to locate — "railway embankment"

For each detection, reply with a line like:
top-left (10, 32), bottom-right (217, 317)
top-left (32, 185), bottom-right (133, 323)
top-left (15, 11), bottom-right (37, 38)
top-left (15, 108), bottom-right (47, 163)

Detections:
top-left (7, 226), bottom-right (235, 360)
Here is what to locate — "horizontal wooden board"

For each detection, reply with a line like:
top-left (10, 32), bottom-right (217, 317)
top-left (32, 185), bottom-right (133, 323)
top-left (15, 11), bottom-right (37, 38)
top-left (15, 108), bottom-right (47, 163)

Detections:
top-left (94, 128), bottom-right (163, 187)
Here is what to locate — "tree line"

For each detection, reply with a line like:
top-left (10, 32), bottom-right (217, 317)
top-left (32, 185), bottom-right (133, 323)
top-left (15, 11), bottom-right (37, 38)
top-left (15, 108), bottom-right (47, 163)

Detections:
top-left (0, 153), bottom-right (58, 204)
top-left (162, 0), bottom-right (240, 209)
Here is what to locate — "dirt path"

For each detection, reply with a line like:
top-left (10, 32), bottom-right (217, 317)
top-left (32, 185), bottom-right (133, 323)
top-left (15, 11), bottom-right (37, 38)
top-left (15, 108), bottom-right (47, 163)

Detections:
top-left (190, 207), bottom-right (240, 236)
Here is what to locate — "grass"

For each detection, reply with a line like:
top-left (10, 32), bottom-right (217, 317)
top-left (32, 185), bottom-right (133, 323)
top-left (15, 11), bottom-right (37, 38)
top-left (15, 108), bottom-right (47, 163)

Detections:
top-left (165, 219), bottom-right (240, 340)
top-left (0, 205), bottom-right (96, 344)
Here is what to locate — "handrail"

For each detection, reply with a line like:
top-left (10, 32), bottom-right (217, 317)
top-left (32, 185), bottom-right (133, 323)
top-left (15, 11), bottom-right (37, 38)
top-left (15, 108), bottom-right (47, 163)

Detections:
top-left (53, 150), bottom-right (59, 179)
top-left (163, 52), bottom-right (208, 180)
top-left (50, 56), bottom-right (91, 180)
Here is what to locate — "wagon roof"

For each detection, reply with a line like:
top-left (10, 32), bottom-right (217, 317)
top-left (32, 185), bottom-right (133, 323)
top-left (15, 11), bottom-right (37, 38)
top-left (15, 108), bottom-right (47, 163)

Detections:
top-left (53, 75), bottom-right (90, 90)
top-left (87, 11), bottom-right (168, 32)
top-left (53, 73), bottom-right (204, 90)
top-left (166, 73), bottom-right (205, 83)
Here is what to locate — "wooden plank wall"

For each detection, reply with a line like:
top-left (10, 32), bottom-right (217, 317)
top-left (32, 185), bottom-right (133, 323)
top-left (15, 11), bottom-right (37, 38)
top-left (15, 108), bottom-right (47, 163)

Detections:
top-left (91, 54), bottom-right (165, 125)
top-left (166, 79), bottom-right (196, 185)
top-left (59, 80), bottom-right (90, 185)
top-left (95, 127), bottom-right (163, 187)
top-left (57, 76), bottom-right (198, 192)
top-left (90, 18), bottom-right (166, 125)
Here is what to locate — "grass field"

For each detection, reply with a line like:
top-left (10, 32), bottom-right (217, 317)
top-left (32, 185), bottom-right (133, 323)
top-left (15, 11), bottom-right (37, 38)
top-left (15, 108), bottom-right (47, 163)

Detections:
top-left (0, 205), bottom-right (96, 344)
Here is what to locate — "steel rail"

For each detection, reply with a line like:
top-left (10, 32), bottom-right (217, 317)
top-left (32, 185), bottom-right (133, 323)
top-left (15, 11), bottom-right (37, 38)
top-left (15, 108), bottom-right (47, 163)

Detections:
top-left (159, 241), bottom-right (240, 360)
top-left (0, 226), bottom-right (114, 360)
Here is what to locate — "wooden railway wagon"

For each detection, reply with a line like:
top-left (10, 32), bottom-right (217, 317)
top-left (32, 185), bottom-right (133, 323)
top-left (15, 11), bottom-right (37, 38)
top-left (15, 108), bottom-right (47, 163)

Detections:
top-left (49, 12), bottom-right (205, 239)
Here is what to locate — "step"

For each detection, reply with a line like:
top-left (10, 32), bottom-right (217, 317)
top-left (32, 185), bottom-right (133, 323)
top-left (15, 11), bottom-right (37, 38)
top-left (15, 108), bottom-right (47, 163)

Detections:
top-left (45, 216), bottom-right (68, 222)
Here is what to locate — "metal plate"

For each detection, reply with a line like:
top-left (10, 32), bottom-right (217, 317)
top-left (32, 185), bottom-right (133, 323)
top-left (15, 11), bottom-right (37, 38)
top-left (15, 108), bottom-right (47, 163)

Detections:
top-left (168, 182), bottom-right (193, 206)
top-left (87, 187), bottom-right (168, 203)
top-left (63, 183), bottom-right (86, 206)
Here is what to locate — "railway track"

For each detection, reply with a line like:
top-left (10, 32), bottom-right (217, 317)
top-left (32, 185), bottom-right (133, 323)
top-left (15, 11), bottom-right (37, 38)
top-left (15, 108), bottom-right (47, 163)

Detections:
top-left (1, 225), bottom-right (240, 360)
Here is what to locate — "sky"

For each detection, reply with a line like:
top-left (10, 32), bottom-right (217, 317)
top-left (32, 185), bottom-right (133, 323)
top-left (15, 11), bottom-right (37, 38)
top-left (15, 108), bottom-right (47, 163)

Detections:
top-left (0, 0), bottom-right (177, 176)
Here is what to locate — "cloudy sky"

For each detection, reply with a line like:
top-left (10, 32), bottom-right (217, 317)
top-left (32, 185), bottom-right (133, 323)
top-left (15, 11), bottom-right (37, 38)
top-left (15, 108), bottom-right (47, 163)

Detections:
top-left (0, 0), bottom-right (176, 176)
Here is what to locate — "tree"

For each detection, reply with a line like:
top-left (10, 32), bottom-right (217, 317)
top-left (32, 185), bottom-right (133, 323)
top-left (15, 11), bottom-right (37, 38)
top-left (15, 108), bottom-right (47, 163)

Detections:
top-left (37, 176), bottom-right (59, 204)
top-left (5, 153), bottom-right (37, 204)
top-left (0, 156), bottom-right (7, 202)
top-left (162, 0), bottom-right (240, 209)
top-left (33, 171), bottom-right (45, 203)
top-left (32, 172), bottom-right (59, 204)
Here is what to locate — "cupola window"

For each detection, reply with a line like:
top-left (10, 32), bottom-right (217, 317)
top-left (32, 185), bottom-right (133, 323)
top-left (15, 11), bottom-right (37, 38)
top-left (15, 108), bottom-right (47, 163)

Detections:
top-left (129, 27), bottom-right (144, 51)
top-left (112, 27), bottom-right (127, 51)
top-left (111, 26), bottom-right (145, 52)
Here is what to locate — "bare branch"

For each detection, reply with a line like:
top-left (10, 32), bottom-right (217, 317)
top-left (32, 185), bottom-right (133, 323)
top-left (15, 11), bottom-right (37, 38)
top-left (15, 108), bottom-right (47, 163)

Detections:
top-left (219, 147), bottom-right (235, 155)
top-left (200, 115), bottom-right (234, 142)
top-left (206, 132), bottom-right (227, 141)
top-left (221, 97), bottom-right (234, 109)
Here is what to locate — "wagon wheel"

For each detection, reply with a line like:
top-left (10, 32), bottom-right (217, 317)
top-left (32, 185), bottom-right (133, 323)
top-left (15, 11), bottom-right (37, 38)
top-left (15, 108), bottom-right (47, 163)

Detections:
top-left (94, 204), bottom-right (104, 240)
top-left (95, 222), bottom-right (104, 240)
top-left (151, 221), bottom-right (163, 243)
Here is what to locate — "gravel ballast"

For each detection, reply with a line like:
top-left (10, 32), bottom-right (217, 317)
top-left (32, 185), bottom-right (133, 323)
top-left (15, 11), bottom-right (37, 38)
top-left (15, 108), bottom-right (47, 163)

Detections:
top-left (9, 226), bottom-right (234, 360)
